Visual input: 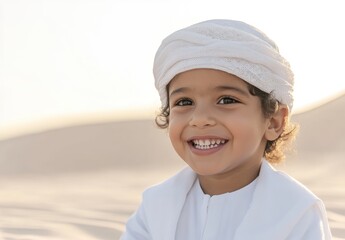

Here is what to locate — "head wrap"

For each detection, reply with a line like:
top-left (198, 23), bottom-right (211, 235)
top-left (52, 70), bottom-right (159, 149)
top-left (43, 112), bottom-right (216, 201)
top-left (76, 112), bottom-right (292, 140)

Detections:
top-left (153, 19), bottom-right (294, 110)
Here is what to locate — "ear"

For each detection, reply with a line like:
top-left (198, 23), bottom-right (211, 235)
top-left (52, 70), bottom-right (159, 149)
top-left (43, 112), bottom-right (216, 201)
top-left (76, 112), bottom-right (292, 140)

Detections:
top-left (265, 105), bottom-right (289, 141)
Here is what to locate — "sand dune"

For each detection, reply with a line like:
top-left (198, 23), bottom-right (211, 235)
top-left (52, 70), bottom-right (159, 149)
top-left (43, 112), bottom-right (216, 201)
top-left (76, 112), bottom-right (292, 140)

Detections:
top-left (0, 94), bottom-right (344, 239)
top-left (287, 94), bottom-right (345, 239)
top-left (292, 93), bottom-right (345, 153)
top-left (0, 120), bottom-right (180, 175)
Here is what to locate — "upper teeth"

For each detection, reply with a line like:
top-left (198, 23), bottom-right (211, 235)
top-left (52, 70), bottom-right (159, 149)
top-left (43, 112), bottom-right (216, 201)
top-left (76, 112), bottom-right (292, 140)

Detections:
top-left (192, 139), bottom-right (226, 149)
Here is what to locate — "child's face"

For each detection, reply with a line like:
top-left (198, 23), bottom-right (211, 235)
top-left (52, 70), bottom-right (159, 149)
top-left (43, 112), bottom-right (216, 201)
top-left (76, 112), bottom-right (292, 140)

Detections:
top-left (168, 69), bottom-right (271, 177)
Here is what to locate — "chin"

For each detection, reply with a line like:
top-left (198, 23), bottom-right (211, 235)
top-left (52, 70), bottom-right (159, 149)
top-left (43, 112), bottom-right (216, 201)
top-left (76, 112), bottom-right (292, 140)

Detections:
top-left (189, 164), bottom-right (227, 177)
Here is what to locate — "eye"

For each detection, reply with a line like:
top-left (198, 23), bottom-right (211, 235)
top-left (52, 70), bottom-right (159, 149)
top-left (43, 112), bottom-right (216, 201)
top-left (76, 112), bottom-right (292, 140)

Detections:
top-left (217, 96), bottom-right (238, 104)
top-left (175, 98), bottom-right (193, 106)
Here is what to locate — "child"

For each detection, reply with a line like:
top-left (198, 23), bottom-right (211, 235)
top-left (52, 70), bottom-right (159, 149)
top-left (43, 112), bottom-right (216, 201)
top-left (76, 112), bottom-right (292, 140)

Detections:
top-left (121, 19), bottom-right (332, 240)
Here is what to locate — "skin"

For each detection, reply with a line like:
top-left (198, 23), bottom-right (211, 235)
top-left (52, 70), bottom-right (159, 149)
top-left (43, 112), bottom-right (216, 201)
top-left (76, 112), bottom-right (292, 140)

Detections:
top-left (168, 69), bottom-right (287, 195)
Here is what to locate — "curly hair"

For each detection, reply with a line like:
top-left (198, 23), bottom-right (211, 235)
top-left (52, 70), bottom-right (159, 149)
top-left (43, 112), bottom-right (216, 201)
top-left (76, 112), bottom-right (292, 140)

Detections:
top-left (155, 84), bottom-right (298, 164)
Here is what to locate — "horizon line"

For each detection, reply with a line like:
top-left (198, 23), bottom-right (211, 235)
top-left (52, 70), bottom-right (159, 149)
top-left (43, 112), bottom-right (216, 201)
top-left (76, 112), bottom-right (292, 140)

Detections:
top-left (1, 91), bottom-right (344, 141)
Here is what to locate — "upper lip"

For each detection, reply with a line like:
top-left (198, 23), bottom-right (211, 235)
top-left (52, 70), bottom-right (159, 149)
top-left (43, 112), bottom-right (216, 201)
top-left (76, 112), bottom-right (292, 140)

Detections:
top-left (187, 135), bottom-right (228, 142)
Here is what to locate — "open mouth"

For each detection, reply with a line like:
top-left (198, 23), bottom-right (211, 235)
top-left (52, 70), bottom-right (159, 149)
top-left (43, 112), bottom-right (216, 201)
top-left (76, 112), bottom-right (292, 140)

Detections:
top-left (189, 138), bottom-right (228, 150)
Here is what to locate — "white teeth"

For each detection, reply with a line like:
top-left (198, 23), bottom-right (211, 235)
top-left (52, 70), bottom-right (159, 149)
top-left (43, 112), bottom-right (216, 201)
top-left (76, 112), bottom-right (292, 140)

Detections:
top-left (192, 138), bottom-right (226, 150)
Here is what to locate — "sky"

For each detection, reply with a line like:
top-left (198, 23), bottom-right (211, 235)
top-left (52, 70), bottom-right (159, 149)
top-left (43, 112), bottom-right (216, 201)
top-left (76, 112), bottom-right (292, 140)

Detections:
top-left (1, 0), bottom-right (345, 139)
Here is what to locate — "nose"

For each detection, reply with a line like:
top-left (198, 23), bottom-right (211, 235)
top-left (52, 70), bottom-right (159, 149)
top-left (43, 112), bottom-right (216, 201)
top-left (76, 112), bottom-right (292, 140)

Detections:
top-left (189, 105), bottom-right (216, 128)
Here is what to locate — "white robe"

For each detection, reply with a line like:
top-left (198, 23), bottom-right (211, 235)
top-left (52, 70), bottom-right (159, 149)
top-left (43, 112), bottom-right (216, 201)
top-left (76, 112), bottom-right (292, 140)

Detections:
top-left (121, 160), bottom-right (332, 240)
top-left (175, 177), bottom-right (258, 239)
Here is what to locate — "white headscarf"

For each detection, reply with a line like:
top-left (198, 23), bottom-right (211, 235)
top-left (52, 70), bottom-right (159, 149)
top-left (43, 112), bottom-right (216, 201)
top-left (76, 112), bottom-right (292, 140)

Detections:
top-left (153, 19), bottom-right (294, 110)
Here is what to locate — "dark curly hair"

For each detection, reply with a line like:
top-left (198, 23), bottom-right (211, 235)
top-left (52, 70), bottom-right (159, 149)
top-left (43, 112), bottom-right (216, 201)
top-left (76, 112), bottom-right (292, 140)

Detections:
top-left (155, 83), bottom-right (298, 164)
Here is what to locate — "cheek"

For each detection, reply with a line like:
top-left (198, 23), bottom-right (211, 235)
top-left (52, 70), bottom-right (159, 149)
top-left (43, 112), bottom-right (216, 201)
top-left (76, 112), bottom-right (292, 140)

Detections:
top-left (228, 112), bottom-right (267, 139)
top-left (168, 114), bottom-right (183, 142)
top-left (168, 111), bottom-right (192, 153)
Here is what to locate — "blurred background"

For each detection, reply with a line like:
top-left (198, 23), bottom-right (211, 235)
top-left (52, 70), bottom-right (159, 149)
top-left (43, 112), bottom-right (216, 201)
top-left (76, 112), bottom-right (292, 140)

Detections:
top-left (0, 0), bottom-right (344, 239)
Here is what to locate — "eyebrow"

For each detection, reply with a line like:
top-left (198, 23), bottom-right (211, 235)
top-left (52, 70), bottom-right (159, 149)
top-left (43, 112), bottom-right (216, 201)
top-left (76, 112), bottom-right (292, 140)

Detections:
top-left (215, 85), bottom-right (250, 96)
top-left (169, 87), bottom-right (190, 97)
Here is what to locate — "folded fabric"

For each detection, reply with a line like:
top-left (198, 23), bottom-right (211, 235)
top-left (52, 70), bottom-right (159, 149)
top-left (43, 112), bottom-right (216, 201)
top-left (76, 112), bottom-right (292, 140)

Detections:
top-left (153, 19), bottom-right (294, 110)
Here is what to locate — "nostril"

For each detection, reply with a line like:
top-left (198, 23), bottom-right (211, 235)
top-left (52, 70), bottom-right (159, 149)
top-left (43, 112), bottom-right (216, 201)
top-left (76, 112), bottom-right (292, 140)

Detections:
top-left (189, 118), bottom-right (216, 128)
top-left (189, 114), bottom-right (214, 126)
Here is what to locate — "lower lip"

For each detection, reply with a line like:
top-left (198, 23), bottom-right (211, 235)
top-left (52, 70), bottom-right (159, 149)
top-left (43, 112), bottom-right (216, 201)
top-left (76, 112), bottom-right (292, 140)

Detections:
top-left (188, 142), bottom-right (226, 156)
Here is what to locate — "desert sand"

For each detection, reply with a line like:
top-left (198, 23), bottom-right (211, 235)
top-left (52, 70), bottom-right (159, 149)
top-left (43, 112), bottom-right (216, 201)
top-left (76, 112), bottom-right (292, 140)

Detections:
top-left (0, 94), bottom-right (344, 239)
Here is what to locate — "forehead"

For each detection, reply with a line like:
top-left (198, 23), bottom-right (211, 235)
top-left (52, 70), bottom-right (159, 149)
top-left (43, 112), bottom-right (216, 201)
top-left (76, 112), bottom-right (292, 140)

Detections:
top-left (168, 69), bottom-right (251, 94)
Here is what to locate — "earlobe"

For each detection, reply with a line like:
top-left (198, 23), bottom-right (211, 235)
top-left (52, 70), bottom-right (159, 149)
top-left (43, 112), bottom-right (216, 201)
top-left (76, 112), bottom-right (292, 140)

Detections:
top-left (265, 105), bottom-right (289, 141)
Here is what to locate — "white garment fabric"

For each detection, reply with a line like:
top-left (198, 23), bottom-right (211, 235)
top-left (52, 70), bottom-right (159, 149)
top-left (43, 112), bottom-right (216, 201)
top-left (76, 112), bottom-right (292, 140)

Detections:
top-left (153, 19), bottom-right (294, 110)
top-left (175, 178), bottom-right (258, 239)
top-left (121, 160), bottom-right (332, 240)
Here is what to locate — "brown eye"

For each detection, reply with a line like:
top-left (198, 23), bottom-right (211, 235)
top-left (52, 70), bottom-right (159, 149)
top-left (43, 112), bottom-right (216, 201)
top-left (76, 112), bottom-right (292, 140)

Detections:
top-left (176, 98), bottom-right (193, 106)
top-left (218, 96), bottom-right (238, 104)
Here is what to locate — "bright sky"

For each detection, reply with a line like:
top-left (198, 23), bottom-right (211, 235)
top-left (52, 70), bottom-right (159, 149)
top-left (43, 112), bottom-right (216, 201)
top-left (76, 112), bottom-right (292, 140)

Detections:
top-left (1, 0), bottom-right (345, 138)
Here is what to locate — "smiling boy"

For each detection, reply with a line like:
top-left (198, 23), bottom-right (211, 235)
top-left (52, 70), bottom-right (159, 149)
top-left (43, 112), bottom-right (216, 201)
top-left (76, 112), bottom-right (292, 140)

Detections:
top-left (168, 69), bottom-right (286, 195)
top-left (121, 19), bottom-right (332, 240)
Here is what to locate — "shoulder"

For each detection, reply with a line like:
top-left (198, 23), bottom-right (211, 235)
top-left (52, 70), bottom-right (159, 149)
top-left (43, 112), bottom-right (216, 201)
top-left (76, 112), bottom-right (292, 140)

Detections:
top-left (251, 160), bottom-right (324, 223)
top-left (133, 167), bottom-right (197, 238)
top-left (234, 160), bottom-right (331, 239)
top-left (264, 165), bottom-right (333, 239)
top-left (260, 160), bottom-right (319, 202)
top-left (142, 167), bottom-right (197, 207)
